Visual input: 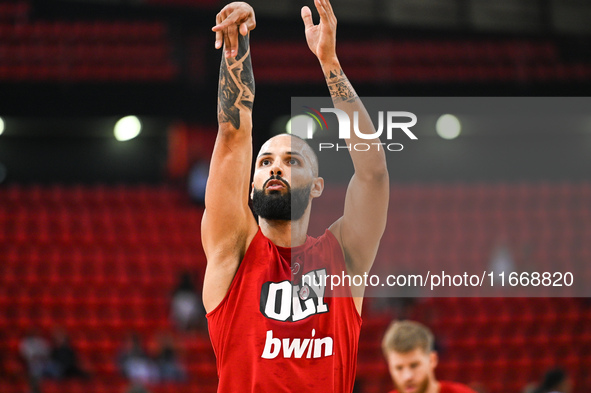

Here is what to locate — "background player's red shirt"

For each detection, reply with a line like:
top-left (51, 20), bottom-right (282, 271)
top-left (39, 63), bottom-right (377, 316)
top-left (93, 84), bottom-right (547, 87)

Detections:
top-left (389, 381), bottom-right (477, 393)
top-left (207, 228), bottom-right (361, 393)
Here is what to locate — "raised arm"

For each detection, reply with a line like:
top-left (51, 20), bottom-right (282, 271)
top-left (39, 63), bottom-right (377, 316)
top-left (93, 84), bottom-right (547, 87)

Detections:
top-left (202, 2), bottom-right (258, 313)
top-left (302, 0), bottom-right (389, 281)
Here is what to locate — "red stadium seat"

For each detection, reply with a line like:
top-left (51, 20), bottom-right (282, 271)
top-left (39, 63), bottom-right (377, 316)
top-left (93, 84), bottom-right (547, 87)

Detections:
top-left (2, 182), bottom-right (590, 393)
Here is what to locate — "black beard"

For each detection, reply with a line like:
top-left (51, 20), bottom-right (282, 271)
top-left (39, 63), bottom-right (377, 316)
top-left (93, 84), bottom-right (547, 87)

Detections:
top-left (252, 178), bottom-right (312, 221)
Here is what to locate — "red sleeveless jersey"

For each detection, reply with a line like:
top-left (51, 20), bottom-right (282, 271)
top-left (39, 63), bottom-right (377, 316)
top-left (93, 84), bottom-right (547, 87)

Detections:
top-left (207, 228), bottom-right (362, 393)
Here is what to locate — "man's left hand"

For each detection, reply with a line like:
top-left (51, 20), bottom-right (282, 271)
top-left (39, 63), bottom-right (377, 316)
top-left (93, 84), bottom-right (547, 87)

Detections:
top-left (301, 0), bottom-right (338, 64)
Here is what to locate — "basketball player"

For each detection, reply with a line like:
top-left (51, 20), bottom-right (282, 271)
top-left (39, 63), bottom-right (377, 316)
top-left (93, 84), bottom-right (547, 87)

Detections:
top-left (202, 1), bottom-right (388, 391)
top-left (383, 321), bottom-right (477, 393)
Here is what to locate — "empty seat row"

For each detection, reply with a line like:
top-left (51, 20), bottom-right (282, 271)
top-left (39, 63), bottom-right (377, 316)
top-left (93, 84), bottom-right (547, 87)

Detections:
top-left (0, 2), bottom-right (29, 21)
top-left (0, 64), bottom-right (176, 81)
top-left (255, 62), bottom-right (591, 84)
top-left (0, 21), bottom-right (166, 42)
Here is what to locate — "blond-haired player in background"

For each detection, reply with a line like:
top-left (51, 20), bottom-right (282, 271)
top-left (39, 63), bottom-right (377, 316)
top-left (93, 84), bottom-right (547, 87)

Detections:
top-left (383, 320), bottom-right (477, 393)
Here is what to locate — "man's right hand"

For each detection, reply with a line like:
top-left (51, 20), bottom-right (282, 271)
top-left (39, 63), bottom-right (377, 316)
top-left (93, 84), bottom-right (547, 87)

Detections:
top-left (204, 3), bottom-right (258, 314)
top-left (212, 2), bottom-right (256, 58)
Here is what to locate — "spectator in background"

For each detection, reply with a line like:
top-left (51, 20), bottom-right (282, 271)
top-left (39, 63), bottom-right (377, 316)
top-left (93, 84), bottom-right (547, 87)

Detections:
top-left (187, 161), bottom-right (209, 204)
top-left (532, 368), bottom-right (571, 393)
top-left (118, 334), bottom-right (158, 385)
top-left (19, 328), bottom-right (57, 380)
top-left (382, 320), bottom-right (476, 393)
top-left (170, 271), bottom-right (204, 332)
top-left (154, 332), bottom-right (186, 382)
top-left (50, 327), bottom-right (89, 379)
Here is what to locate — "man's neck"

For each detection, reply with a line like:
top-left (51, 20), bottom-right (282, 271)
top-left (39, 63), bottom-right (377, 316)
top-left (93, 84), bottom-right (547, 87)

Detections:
top-left (260, 216), bottom-right (308, 248)
top-left (426, 380), bottom-right (440, 393)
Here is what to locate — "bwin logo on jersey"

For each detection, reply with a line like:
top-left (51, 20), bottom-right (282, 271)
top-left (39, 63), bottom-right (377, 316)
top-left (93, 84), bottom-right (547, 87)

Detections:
top-left (260, 269), bottom-right (329, 322)
top-left (261, 329), bottom-right (333, 359)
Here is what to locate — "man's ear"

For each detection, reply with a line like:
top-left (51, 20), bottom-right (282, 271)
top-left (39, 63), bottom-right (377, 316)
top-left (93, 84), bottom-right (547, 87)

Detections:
top-left (429, 351), bottom-right (438, 370)
top-left (250, 182), bottom-right (255, 200)
top-left (310, 177), bottom-right (324, 198)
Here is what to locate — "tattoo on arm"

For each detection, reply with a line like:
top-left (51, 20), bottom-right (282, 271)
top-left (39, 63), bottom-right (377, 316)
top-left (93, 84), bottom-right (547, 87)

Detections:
top-left (217, 34), bottom-right (255, 129)
top-left (326, 69), bottom-right (358, 104)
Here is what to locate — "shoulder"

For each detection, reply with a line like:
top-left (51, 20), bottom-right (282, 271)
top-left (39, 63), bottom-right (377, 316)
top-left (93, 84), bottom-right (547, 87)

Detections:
top-left (317, 228), bottom-right (340, 246)
top-left (240, 227), bottom-right (276, 262)
top-left (307, 229), bottom-right (344, 258)
top-left (439, 381), bottom-right (478, 393)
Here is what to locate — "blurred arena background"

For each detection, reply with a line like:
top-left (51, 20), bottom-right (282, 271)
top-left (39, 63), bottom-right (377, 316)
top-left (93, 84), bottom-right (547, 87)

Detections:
top-left (1, 0), bottom-right (591, 392)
